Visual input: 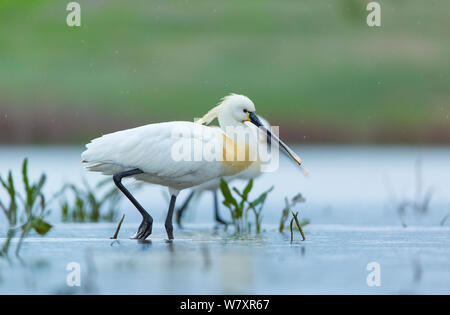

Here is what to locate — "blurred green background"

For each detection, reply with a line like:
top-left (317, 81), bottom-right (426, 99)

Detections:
top-left (0, 0), bottom-right (449, 144)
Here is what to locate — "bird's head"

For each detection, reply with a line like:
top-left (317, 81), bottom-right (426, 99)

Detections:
top-left (221, 94), bottom-right (256, 124)
top-left (196, 93), bottom-right (303, 168)
top-left (195, 93), bottom-right (255, 126)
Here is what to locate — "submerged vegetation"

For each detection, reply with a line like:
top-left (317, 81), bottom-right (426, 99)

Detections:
top-left (290, 211), bottom-right (306, 242)
top-left (59, 179), bottom-right (122, 223)
top-left (0, 159), bottom-right (52, 257)
top-left (0, 158), bottom-right (127, 259)
top-left (279, 193), bottom-right (309, 233)
top-left (384, 159), bottom-right (436, 227)
top-left (220, 178), bottom-right (273, 233)
top-left (110, 214), bottom-right (125, 239)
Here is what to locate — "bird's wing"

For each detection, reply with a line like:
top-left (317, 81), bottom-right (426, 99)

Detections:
top-left (82, 121), bottom-right (224, 180)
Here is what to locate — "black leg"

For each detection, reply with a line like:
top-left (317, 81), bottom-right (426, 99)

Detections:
top-left (113, 169), bottom-right (153, 240)
top-left (165, 195), bottom-right (177, 240)
top-left (175, 191), bottom-right (195, 228)
top-left (213, 190), bottom-right (228, 225)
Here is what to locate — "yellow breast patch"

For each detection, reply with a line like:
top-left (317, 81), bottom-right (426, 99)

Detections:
top-left (221, 134), bottom-right (253, 175)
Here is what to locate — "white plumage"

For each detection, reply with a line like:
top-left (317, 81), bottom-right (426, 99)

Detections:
top-left (82, 121), bottom-right (230, 191)
top-left (174, 118), bottom-right (271, 225)
top-left (81, 94), bottom-right (303, 240)
top-left (192, 118), bottom-right (270, 190)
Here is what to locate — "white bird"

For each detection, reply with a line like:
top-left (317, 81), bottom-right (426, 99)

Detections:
top-left (81, 94), bottom-right (303, 240)
top-left (175, 117), bottom-right (271, 227)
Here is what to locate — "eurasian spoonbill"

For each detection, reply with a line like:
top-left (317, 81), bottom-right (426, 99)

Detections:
top-left (175, 117), bottom-right (271, 227)
top-left (81, 94), bottom-right (303, 240)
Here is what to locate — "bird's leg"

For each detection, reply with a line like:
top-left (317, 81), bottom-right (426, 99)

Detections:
top-left (165, 195), bottom-right (177, 240)
top-left (113, 169), bottom-right (153, 240)
top-left (213, 190), bottom-right (228, 225)
top-left (175, 191), bottom-right (195, 228)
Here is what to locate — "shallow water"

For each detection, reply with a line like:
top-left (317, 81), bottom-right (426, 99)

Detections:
top-left (1, 223), bottom-right (450, 294)
top-left (0, 145), bottom-right (449, 294)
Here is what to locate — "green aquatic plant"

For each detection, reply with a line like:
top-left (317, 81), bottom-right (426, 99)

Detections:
top-left (220, 178), bottom-right (273, 233)
top-left (110, 214), bottom-right (125, 239)
top-left (290, 211), bottom-right (306, 242)
top-left (279, 193), bottom-right (309, 233)
top-left (384, 158), bottom-right (435, 227)
top-left (0, 168), bottom-right (17, 256)
top-left (60, 179), bottom-right (122, 223)
top-left (0, 158), bottom-right (52, 257)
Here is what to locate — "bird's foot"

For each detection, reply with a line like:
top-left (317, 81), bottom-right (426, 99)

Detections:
top-left (131, 217), bottom-right (153, 240)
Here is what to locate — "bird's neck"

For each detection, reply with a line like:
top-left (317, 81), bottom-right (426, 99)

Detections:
top-left (218, 111), bottom-right (258, 155)
top-left (219, 113), bottom-right (238, 129)
top-left (218, 114), bottom-right (248, 138)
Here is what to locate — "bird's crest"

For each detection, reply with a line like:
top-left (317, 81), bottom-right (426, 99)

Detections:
top-left (195, 94), bottom-right (238, 125)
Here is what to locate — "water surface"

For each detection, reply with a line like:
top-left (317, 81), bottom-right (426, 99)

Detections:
top-left (0, 145), bottom-right (449, 294)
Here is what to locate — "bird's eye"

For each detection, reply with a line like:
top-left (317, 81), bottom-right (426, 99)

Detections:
top-left (243, 109), bottom-right (248, 113)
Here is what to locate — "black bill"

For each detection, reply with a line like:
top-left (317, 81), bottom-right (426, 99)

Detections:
top-left (249, 111), bottom-right (303, 167)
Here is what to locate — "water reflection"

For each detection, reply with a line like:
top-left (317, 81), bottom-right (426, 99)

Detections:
top-left (138, 239), bottom-right (152, 251)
